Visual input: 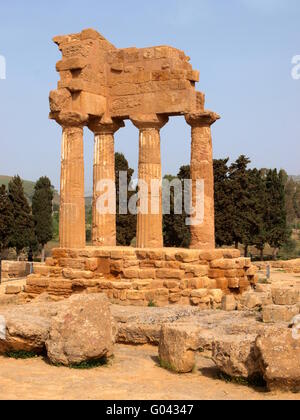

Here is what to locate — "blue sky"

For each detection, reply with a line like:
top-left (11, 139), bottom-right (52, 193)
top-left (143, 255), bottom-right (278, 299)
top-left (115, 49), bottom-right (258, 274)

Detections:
top-left (0, 0), bottom-right (299, 194)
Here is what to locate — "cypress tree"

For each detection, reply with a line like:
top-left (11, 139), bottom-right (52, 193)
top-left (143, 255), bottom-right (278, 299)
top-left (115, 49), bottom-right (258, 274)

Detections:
top-left (265, 169), bottom-right (289, 259)
top-left (32, 177), bottom-right (54, 262)
top-left (8, 175), bottom-right (35, 258)
top-left (163, 166), bottom-right (191, 248)
top-left (246, 168), bottom-right (267, 259)
top-left (115, 153), bottom-right (136, 246)
top-left (0, 185), bottom-right (14, 283)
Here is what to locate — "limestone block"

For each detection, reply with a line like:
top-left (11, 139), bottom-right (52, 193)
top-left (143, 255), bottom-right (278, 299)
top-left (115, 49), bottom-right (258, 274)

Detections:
top-left (255, 328), bottom-right (300, 392)
top-left (175, 251), bottom-right (200, 263)
top-left (181, 264), bottom-right (209, 277)
top-left (156, 269), bottom-right (184, 280)
top-left (208, 289), bottom-right (223, 304)
top-left (159, 324), bottom-right (200, 373)
top-left (272, 287), bottom-right (299, 306)
top-left (262, 305), bottom-right (299, 324)
top-left (126, 291), bottom-right (145, 301)
top-left (216, 278), bottom-right (229, 290)
top-left (187, 278), bottom-right (204, 289)
top-left (85, 258), bottom-right (99, 272)
top-left (5, 285), bottom-right (22, 295)
top-left (222, 295), bottom-right (237, 311)
top-left (199, 250), bottom-right (224, 261)
top-left (228, 278), bottom-right (240, 289)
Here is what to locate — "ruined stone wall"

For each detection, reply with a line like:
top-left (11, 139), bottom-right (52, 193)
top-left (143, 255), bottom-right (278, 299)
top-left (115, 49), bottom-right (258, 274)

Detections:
top-left (108, 46), bottom-right (202, 117)
top-left (25, 247), bottom-right (258, 308)
top-left (49, 29), bottom-right (203, 122)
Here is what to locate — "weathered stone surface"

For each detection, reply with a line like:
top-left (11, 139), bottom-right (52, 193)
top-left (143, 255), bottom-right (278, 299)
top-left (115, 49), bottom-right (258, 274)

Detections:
top-left (221, 295), bottom-right (237, 311)
top-left (46, 294), bottom-right (114, 366)
top-left (0, 300), bottom-right (57, 354)
top-left (262, 304), bottom-right (299, 324)
top-left (159, 324), bottom-right (200, 373)
top-left (113, 305), bottom-right (201, 345)
top-left (212, 334), bottom-right (261, 379)
top-left (24, 246), bottom-right (256, 305)
top-left (185, 112), bottom-right (219, 250)
top-left (272, 287), bottom-right (299, 306)
top-left (5, 285), bottom-right (22, 295)
top-left (255, 328), bottom-right (300, 392)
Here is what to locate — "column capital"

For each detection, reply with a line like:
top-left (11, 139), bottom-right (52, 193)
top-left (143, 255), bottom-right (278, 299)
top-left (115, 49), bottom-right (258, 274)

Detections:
top-left (50, 111), bottom-right (89, 128)
top-left (185, 111), bottom-right (220, 128)
top-left (130, 114), bottom-right (169, 131)
top-left (88, 115), bottom-right (125, 135)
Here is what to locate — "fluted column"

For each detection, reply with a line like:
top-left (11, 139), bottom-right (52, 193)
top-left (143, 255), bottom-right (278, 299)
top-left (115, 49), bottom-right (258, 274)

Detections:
top-left (131, 114), bottom-right (168, 248)
top-left (57, 112), bottom-right (88, 249)
top-left (185, 111), bottom-right (220, 250)
top-left (89, 118), bottom-right (124, 246)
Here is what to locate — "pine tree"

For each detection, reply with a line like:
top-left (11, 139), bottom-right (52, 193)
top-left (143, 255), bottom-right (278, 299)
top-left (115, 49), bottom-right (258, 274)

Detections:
top-left (32, 177), bottom-right (54, 262)
top-left (0, 185), bottom-right (14, 283)
top-left (8, 175), bottom-right (35, 258)
top-left (163, 166), bottom-right (191, 248)
top-left (265, 169), bottom-right (289, 259)
top-left (115, 153), bottom-right (136, 246)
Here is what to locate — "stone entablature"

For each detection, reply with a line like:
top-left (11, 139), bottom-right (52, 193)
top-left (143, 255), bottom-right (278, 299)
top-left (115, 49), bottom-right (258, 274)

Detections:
top-left (50, 29), bottom-right (202, 119)
top-left (24, 247), bottom-right (258, 308)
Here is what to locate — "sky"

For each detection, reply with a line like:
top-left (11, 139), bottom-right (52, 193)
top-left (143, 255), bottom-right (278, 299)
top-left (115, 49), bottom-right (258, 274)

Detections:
top-left (0, 0), bottom-right (299, 194)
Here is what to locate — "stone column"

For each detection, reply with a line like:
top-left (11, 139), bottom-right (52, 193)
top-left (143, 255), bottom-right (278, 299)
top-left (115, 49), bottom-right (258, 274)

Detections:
top-left (131, 115), bottom-right (168, 249)
top-left (89, 118), bottom-right (124, 246)
top-left (185, 111), bottom-right (220, 250)
top-left (57, 112), bottom-right (88, 249)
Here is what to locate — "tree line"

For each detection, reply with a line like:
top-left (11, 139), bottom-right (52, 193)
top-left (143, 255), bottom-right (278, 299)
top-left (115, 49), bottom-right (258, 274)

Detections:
top-left (0, 154), bottom-right (298, 277)
top-left (0, 176), bottom-right (53, 281)
top-left (114, 153), bottom-right (295, 261)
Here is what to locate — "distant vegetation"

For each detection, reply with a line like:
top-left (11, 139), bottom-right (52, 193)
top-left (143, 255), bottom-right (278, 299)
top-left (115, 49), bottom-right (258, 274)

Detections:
top-left (1, 166), bottom-right (300, 263)
top-left (0, 175), bottom-right (60, 206)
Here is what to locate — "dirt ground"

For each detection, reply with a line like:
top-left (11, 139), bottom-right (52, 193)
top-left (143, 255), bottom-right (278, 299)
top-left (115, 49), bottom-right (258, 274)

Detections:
top-left (0, 344), bottom-right (299, 401)
top-left (0, 269), bottom-right (299, 400)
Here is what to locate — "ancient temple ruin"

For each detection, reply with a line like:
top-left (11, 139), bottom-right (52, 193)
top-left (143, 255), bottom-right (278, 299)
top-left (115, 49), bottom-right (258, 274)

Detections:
top-left (49, 28), bottom-right (219, 251)
top-left (24, 29), bottom-right (258, 305)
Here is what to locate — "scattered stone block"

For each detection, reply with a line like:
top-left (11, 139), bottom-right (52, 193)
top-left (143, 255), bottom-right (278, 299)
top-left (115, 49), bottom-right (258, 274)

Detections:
top-left (272, 287), bottom-right (299, 306)
top-left (46, 294), bottom-right (114, 366)
top-left (256, 328), bottom-right (300, 392)
top-left (262, 304), bottom-right (299, 324)
top-left (212, 334), bottom-right (260, 379)
top-left (221, 295), bottom-right (237, 311)
top-left (159, 324), bottom-right (200, 373)
top-left (5, 285), bottom-right (22, 295)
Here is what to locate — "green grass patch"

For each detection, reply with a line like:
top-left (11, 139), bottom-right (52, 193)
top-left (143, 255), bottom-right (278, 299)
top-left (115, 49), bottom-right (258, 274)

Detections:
top-left (217, 372), bottom-right (266, 389)
top-left (5, 351), bottom-right (39, 360)
top-left (258, 278), bottom-right (271, 285)
top-left (69, 357), bottom-right (109, 370)
top-left (159, 358), bottom-right (179, 373)
top-left (148, 300), bottom-right (157, 308)
top-left (52, 356), bottom-right (111, 370)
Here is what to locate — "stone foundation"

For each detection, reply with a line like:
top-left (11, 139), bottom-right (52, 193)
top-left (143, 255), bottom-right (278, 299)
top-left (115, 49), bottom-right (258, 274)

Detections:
top-left (24, 247), bottom-right (258, 308)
